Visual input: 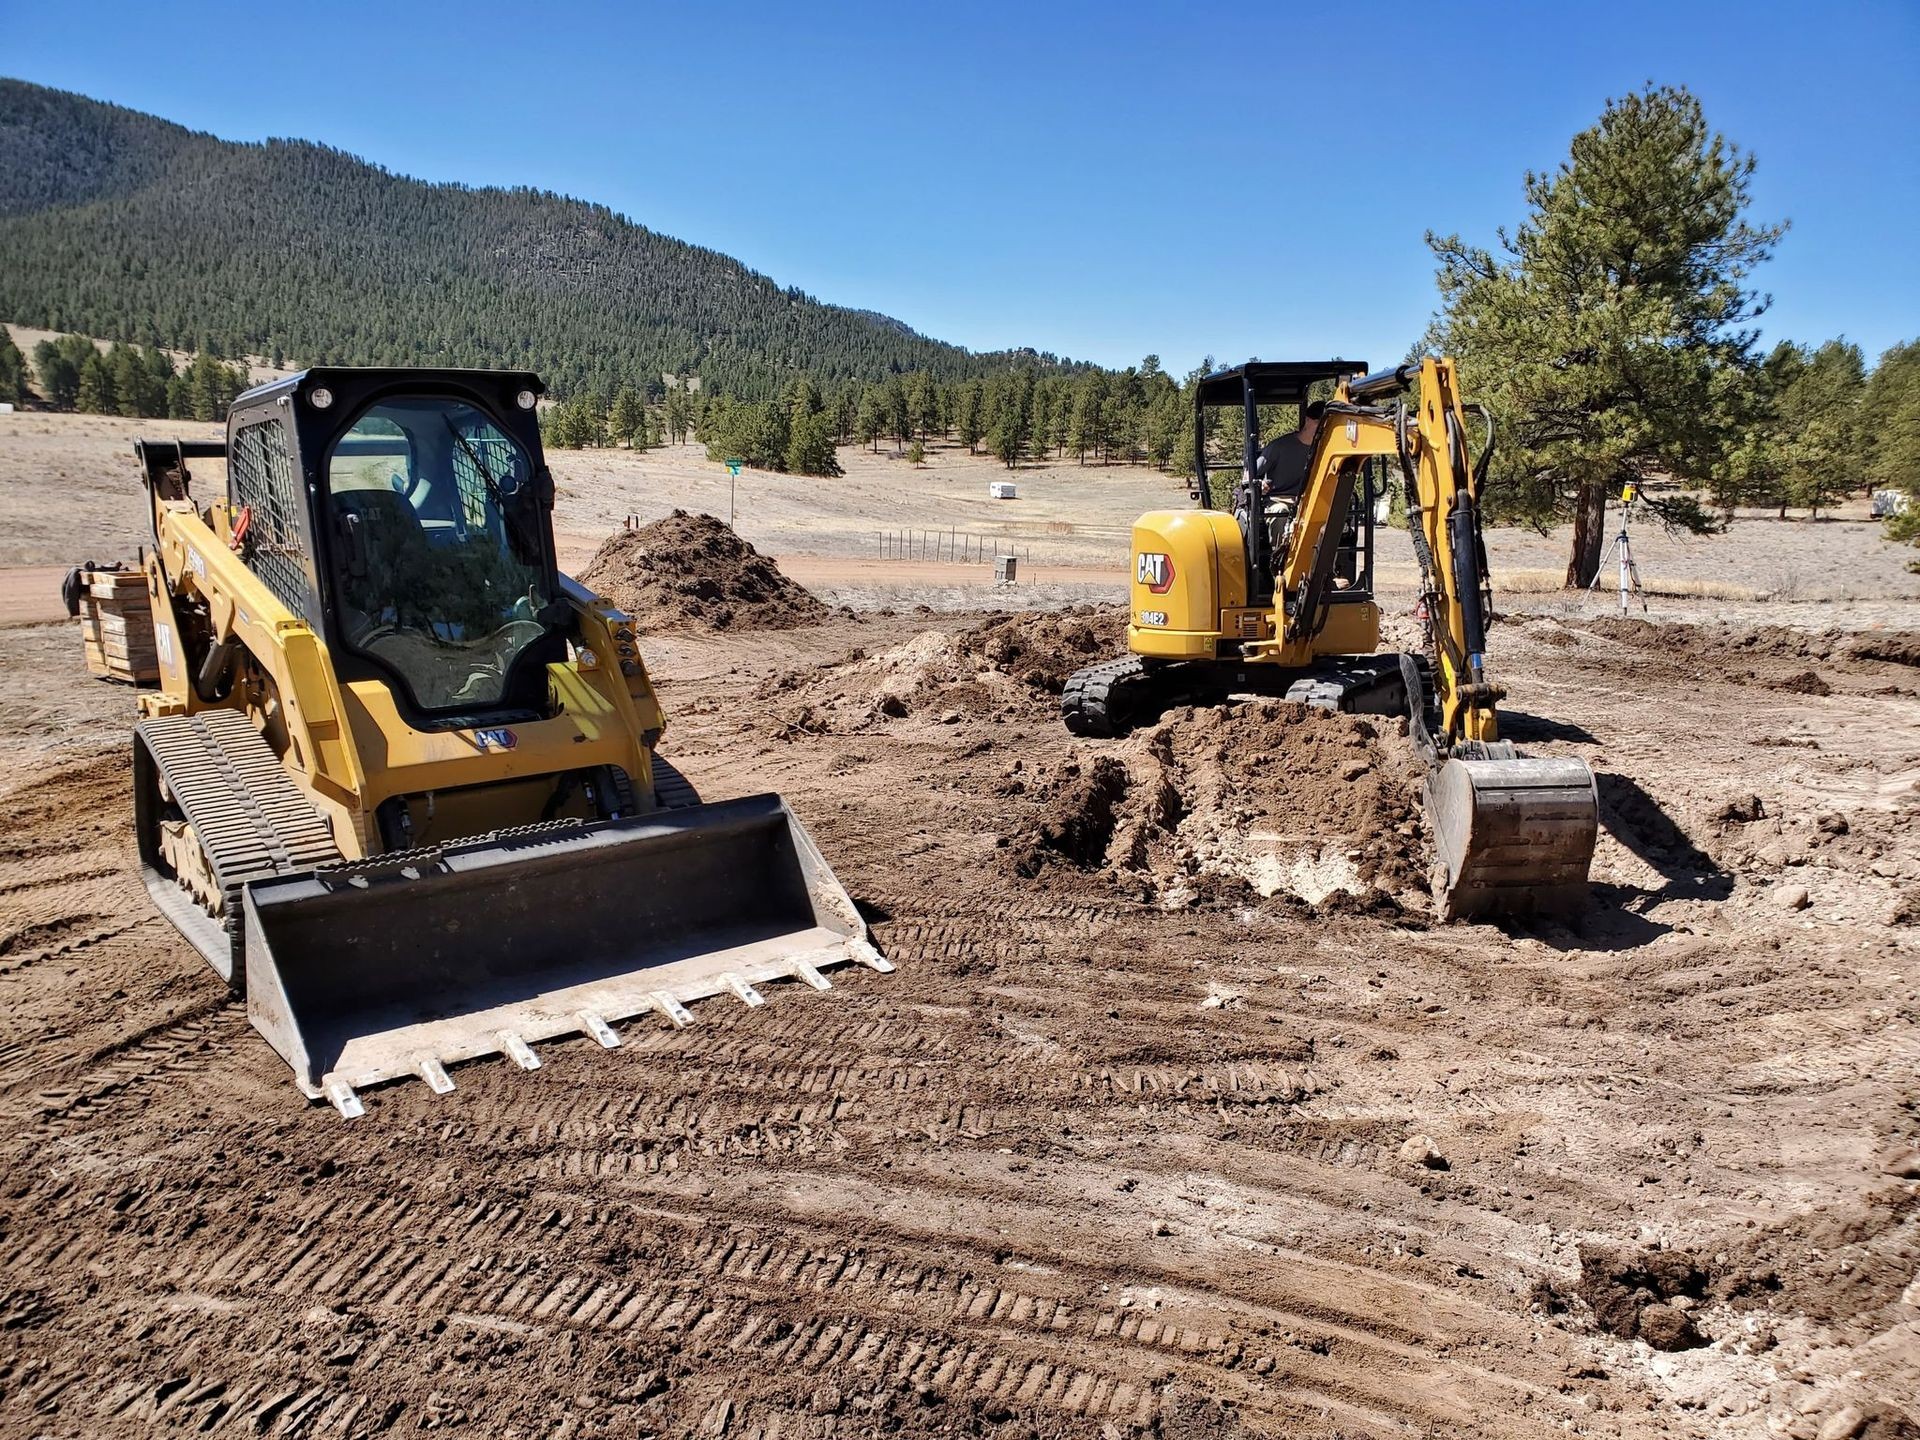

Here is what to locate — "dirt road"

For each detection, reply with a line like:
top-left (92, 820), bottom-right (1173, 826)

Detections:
top-left (0, 592), bottom-right (1916, 1437)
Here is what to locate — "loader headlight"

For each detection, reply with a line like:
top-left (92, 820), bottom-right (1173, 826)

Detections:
top-left (575, 646), bottom-right (600, 670)
top-left (516, 389), bottom-right (537, 410)
top-left (309, 387), bottom-right (334, 410)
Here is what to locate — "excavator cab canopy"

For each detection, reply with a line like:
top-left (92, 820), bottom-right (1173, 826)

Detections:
top-left (1191, 360), bottom-right (1367, 512)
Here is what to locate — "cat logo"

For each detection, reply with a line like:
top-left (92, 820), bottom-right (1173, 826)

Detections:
top-left (472, 727), bottom-right (518, 751)
top-left (1136, 551), bottom-right (1176, 594)
top-left (1346, 419), bottom-right (1359, 443)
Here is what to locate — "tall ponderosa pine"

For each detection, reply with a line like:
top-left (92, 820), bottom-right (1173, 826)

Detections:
top-left (1426, 85), bottom-right (1784, 585)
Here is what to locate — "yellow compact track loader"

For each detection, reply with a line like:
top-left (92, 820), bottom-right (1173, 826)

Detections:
top-left (119, 368), bottom-right (885, 1115)
top-left (1061, 358), bottom-right (1597, 920)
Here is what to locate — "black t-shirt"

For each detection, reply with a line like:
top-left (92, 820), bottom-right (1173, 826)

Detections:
top-left (1257, 433), bottom-right (1314, 499)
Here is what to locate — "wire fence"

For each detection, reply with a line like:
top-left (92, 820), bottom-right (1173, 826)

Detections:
top-left (877, 529), bottom-right (1031, 565)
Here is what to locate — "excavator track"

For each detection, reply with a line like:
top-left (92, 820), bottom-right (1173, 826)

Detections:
top-left (133, 709), bottom-right (343, 988)
top-left (1060, 657), bottom-right (1153, 737)
top-left (1062, 652), bottom-right (1425, 737)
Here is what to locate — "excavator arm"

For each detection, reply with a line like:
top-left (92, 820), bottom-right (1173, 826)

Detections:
top-left (1274, 358), bottom-right (1599, 919)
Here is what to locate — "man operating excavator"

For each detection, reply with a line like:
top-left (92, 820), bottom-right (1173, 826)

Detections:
top-left (1242, 399), bottom-right (1327, 584)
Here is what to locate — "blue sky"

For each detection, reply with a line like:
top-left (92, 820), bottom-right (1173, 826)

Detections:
top-left (5, 0), bottom-right (1916, 374)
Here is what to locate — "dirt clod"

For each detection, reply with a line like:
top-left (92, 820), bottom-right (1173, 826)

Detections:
top-left (579, 511), bottom-right (827, 632)
top-left (1398, 1134), bottom-right (1448, 1169)
top-left (1007, 756), bottom-right (1131, 877)
top-left (1773, 669), bottom-right (1834, 696)
top-left (1576, 1244), bottom-right (1711, 1348)
top-left (1774, 882), bottom-right (1813, 910)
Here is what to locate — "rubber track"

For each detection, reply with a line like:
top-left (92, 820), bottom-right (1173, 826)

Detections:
top-left (136, 710), bottom-right (341, 982)
top-left (650, 753), bottom-right (700, 810)
top-left (1060, 656), bottom-right (1149, 737)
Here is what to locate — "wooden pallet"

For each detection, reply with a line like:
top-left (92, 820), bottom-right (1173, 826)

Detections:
top-left (76, 567), bottom-right (159, 684)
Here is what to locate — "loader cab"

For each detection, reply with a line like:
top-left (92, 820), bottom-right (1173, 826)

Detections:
top-left (1191, 360), bottom-right (1373, 603)
top-left (223, 368), bottom-right (566, 728)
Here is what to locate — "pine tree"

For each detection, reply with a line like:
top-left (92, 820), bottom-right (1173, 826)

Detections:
top-left (855, 387), bottom-right (886, 452)
top-left (663, 389), bottom-right (692, 445)
top-left (1069, 374), bottom-right (1105, 464)
top-left (907, 371), bottom-right (938, 438)
top-left (0, 333), bottom-right (27, 405)
top-left (31, 336), bottom-right (91, 409)
top-left (906, 439), bottom-right (926, 468)
top-left (956, 381), bottom-right (986, 453)
top-left (609, 386), bottom-right (644, 447)
top-left (785, 409), bottom-right (842, 478)
top-left (77, 351), bottom-right (117, 413)
top-left (1866, 340), bottom-right (1920, 546)
top-left (1426, 85), bottom-right (1784, 585)
top-left (1745, 340), bottom-right (1866, 517)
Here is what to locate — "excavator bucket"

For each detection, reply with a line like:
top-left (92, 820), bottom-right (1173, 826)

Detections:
top-left (240, 795), bottom-right (887, 1115)
top-left (1426, 755), bottom-right (1599, 921)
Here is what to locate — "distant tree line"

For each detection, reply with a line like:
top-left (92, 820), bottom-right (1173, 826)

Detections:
top-left (1, 331), bottom-right (253, 419)
top-left (529, 356), bottom-right (1224, 480)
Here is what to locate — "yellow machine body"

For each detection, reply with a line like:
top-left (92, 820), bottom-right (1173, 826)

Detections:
top-left (1068, 356), bottom-right (1599, 920)
top-left (113, 368), bottom-right (885, 1116)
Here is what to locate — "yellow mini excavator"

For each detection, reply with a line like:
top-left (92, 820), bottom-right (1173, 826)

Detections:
top-left (114, 368), bottom-right (885, 1115)
top-left (1061, 357), bottom-right (1597, 920)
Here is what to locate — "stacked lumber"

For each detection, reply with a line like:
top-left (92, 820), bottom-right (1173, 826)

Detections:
top-left (76, 567), bottom-right (159, 684)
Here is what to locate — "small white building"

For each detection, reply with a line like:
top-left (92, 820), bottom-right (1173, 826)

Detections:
top-left (989, 481), bottom-right (1017, 500)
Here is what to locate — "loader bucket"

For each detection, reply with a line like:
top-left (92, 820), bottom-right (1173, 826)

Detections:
top-left (241, 794), bottom-right (887, 1113)
top-left (1426, 755), bottom-right (1598, 921)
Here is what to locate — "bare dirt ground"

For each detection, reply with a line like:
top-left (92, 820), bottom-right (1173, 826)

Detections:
top-left (0, 413), bottom-right (1917, 1438)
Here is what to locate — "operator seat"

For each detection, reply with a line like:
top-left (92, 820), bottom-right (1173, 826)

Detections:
top-left (332, 488), bottom-right (435, 633)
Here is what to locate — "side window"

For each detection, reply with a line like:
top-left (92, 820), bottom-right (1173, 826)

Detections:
top-left (229, 417), bottom-right (309, 615)
top-left (328, 413), bottom-right (413, 506)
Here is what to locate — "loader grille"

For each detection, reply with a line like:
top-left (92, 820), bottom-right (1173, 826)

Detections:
top-left (229, 418), bottom-right (310, 615)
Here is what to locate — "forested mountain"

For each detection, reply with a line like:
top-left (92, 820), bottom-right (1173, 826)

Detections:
top-left (0, 79), bottom-right (1072, 400)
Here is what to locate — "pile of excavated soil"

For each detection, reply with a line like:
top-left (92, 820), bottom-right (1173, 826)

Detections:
top-left (761, 605), bottom-right (1125, 729)
top-left (1561, 616), bottom-right (1920, 690)
top-left (1009, 698), bottom-right (1429, 909)
top-left (579, 511), bottom-right (828, 633)
top-left (1572, 1244), bottom-right (1710, 1352)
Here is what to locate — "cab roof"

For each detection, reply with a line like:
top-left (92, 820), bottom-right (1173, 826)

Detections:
top-left (1195, 360), bottom-right (1368, 408)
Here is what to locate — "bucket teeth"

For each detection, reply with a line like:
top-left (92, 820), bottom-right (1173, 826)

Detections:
top-left (790, 958), bottom-right (832, 991)
top-left (851, 940), bottom-right (894, 973)
top-left (500, 1033), bottom-right (541, 1071)
top-left (724, 973), bottom-right (766, 1008)
top-left (322, 1075), bottom-right (365, 1119)
top-left (651, 991), bottom-right (697, 1029)
top-left (578, 1011), bottom-right (621, 1048)
top-left (418, 1058), bottom-right (456, 1094)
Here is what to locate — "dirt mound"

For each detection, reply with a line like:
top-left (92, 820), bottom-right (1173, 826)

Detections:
top-left (1770, 668), bottom-right (1833, 696)
top-left (579, 511), bottom-right (828, 632)
top-left (1850, 632), bottom-right (1920, 667)
top-left (764, 605), bottom-right (1125, 728)
top-left (1008, 698), bottom-right (1428, 908)
top-left (1578, 616), bottom-right (1843, 664)
top-left (1573, 1244), bottom-right (1710, 1351)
